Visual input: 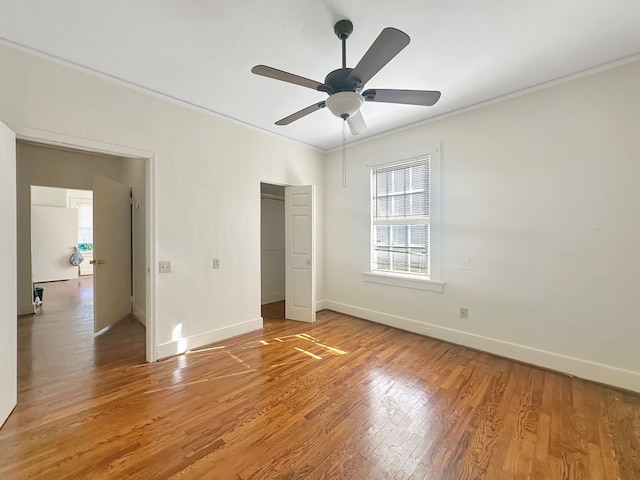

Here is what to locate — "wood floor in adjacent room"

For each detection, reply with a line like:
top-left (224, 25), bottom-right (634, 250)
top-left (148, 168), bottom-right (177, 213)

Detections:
top-left (1, 280), bottom-right (639, 479)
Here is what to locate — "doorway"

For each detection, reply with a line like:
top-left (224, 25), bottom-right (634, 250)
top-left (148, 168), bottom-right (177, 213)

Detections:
top-left (260, 182), bottom-right (286, 311)
top-left (260, 182), bottom-right (316, 323)
top-left (30, 185), bottom-right (95, 323)
top-left (21, 144), bottom-right (141, 342)
top-left (14, 135), bottom-right (155, 362)
top-left (30, 186), bottom-right (93, 284)
top-left (260, 182), bottom-right (286, 320)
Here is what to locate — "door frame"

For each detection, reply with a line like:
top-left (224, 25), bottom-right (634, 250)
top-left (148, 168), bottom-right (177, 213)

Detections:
top-left (260, 181), bottom-right (317, 322)
top-left (10, 125), bottom-right (158, 362)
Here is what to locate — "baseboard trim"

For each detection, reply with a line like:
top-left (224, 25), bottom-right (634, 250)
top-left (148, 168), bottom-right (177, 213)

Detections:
top-left (261, 292), bottom-right (285, 305)
top-left (18, 303), bottom-right (35, 316)
top-left (324, 300), bottom-right (640, 393)
top-left (131, 306), bottom-right (146, 326)
top-left (157, 317), bottom-right (263, 359)
top-left (259, 297), bottom-right (329, 312)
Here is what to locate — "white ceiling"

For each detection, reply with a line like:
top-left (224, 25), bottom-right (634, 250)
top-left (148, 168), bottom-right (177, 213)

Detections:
top-left (1, 0), bottom-right (640, 151)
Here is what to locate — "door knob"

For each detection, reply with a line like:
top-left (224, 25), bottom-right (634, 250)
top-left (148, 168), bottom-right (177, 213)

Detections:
top-left (306, 260), bottom-right (311, 265)
top-left (90, 259), bottom-right (105, 265)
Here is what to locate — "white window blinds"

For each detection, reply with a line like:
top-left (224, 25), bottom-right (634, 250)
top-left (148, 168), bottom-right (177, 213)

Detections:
top-left (371, 156), bottom-right (430, 276)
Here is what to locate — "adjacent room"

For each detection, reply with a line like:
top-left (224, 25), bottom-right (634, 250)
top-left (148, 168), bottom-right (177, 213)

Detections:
top-left (0, 1), bottom-right (639, 478)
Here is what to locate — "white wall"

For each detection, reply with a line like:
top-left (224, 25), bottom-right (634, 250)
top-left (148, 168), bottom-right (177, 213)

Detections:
top-left (324, 60), bottom-right (640, 392)
top-left (31, 205), bottom-right (78, 283)
top-left (0, 44), bottom-right (325, 357)
top-left (260, 184), bottom-right (285, 304)
top-left (32, 185), bottom-right (67, 207)
top-left (66, 189), bottom-right (93, 203)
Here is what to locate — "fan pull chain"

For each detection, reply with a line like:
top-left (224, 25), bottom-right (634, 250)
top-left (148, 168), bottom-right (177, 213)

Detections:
top-left (342, 120), bottom-right (347, 188)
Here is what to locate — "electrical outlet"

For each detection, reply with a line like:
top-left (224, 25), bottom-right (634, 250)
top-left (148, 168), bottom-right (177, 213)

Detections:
top-left (420, 326), bottom-right (431, 336)
top-left (459, 307), bottom-right (468, 319)
top-left (159, 260), bottom-right (172, 274)
top-left (461, 257), bottom-right (470, 270)
top-left (212, 258), bottom-right (220, 269)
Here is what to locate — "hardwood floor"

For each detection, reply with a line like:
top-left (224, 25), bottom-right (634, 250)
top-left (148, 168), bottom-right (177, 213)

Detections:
top-left (1, 283), bottom-right (639, 479)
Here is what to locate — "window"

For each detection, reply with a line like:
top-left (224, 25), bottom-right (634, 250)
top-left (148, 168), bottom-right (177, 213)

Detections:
top-left (372, 157), bottom-right (430, 276)
top-left (68, 196), bottom-right (93, 251)
top-left (76, 202), bottom-right (93, 251)
top-left (364, 143), bottom-right (443, 292)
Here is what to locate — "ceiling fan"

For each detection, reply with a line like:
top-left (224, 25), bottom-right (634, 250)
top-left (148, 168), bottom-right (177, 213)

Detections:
top-left (251, 19), bottom-right (441, 136)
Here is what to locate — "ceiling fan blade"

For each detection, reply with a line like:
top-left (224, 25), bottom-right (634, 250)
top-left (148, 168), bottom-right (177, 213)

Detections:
top-left (363, 89), bottom-right (441, 106)
top-left (275, 101), bottom-right (326, 126)
top-left (347, 28), bottom-right (410, 87)
top-left (252, 65), bottom-right (325, 92)
top-left (346, 111), bottom-right (367, 135)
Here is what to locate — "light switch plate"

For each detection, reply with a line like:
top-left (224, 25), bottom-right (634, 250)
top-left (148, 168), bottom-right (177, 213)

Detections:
top-left (159, 260), bottom-right (172, 273)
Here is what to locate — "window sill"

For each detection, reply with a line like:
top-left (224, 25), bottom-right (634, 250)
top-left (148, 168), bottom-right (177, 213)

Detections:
top-left (361, 271), bottom-right (445, 293)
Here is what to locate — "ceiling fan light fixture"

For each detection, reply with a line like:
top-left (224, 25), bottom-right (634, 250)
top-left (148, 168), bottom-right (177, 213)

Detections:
top-left (325, 91), bottom-right (364, 119)
top-left (253, 20), bottom-right (441, 136)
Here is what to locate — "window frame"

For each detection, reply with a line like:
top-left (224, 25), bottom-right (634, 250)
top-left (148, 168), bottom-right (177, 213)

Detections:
top-left (363, 143), bottom-right (444, 293)
top-left (68, 196), bottom-right (94, 252)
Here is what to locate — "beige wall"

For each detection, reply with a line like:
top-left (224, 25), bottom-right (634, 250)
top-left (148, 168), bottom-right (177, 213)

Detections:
top-left (121, 157), bottom-right (146, 325)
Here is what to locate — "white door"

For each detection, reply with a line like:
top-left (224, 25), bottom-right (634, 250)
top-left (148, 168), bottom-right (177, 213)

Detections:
top-left (31, 206), bottom-right (79, 282)
top-left (93, 175), bottom-right (131, 332)
top-left (285, 185), bottom-right (316, 323)
top-left (0, 121), bottom-right (17, 427)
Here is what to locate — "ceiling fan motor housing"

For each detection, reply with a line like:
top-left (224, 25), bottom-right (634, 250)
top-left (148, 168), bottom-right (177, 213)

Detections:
top-left (324, 68), bottom-right (362, 93)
